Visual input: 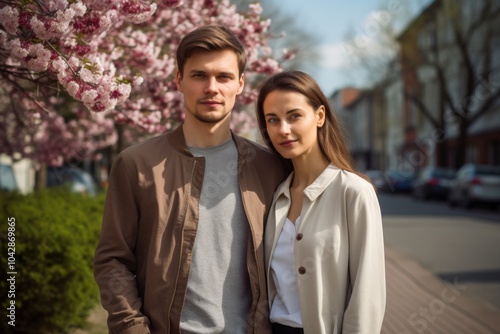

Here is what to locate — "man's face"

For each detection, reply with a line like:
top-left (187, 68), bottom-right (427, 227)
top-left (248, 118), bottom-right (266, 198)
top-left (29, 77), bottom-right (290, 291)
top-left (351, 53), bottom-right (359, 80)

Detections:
top-left (176, 49), bottom-right (245, 124)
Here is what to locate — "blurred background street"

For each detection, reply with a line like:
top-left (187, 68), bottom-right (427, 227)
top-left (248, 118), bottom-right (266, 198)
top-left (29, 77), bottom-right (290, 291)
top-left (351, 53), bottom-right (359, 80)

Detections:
top-left (379, 190), bottom-right (500, 332)
top-left (380, 191), bottom-right (500, 309)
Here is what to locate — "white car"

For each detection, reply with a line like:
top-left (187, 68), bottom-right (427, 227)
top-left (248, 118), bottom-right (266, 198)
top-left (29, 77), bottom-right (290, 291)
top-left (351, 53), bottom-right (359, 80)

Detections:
top-left (47, 166), bottom-right (97, 196)
top-left (364, 170), bottom-right (388, 189)
top-left (0, 163), bottom-right (18, 192)
top-left (448, 163), bottom-right (500, 209)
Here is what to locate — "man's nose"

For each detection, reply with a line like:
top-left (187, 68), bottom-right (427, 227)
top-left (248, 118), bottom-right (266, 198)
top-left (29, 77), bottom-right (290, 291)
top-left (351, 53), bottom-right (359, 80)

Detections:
top-left (204, 77), bottom-right (218, 94)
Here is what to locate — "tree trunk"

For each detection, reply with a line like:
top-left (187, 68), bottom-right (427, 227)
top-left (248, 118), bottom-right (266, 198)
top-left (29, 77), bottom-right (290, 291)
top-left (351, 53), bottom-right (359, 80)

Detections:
top-left (35, 163), bottom-right (47, 190)
top-left (454, 119), bottom-right (468, 169)
top-left (116, 124), bottom-right (125, 157)
top-left (436, 140), bottom-right (448, 167)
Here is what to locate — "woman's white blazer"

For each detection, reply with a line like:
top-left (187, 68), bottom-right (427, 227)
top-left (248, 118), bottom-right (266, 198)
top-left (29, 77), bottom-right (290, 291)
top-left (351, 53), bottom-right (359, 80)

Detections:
top-left (265, 165), bottom-right (386, 333)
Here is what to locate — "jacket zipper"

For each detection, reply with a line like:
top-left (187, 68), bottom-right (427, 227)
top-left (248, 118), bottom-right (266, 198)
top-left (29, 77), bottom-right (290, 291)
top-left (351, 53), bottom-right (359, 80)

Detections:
top-left (166, 159), bottom-right (197, 332)
top-left (238, 157), bottom-right (259, 334)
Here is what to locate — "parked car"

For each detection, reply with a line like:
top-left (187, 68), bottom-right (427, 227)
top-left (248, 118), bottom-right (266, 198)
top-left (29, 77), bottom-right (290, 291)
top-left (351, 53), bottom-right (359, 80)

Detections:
top-left (364, 170), bottom-right (388, 189)
top-left (382, 169), bottom-right (417, 193)
top-left (448, 163), bottom-right (500, 209)
top-left (47, 166), bottom-right (97, 196)
top-left (412, 166), bottom-right (456, 200)
top-left (0, 163), bottom-right (18, 192)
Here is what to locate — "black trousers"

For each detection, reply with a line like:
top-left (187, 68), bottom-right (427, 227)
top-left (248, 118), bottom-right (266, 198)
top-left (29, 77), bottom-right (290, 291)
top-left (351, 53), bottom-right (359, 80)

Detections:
top-left (271, 322), bottom-right (304, 334)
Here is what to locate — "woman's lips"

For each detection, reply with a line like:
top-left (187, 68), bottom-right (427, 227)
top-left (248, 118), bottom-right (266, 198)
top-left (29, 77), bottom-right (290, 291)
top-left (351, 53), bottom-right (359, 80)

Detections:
top-left (280, 140), bottom-right (296, 147)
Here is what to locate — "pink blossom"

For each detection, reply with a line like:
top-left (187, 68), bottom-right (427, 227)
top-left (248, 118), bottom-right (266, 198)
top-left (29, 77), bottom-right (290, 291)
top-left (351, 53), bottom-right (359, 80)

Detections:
top-left (0, 0), bottom-right (292, 167)
top-left (158, 0), bottom-right (183, 8)
top-left (47, 0), bottom-right (71, 12)
top-left (248, 3), bottom-right (263, 17)
top-left (7, 39), bottom-right (28, 59)
top-left (98, 10), bottom-right (118, 34)
top-left (0, 31), bottom-right (7, 47)
top-left (67, 81), bottom-right (80, 98)
top-left (73, 12), bottom-right (100, 34)
top-left (79, 67), bottom-right (102, 84)
top-left (69, 2), bottom-right (87, 17)
top-left (30, 16), bottom-right (50, 40)
top-left (283, 48), bottom-right (296, 60)
top-left (251, 58), bottom-right (281, 74)
top-left (71, 45), bottom-right (92, 57)
top-left (68, 56), bottom-right (80, 68)
top-left (81, 90), bottom-right (98, 104)
top-left (26, 44), bottom-right (52, 72)
top-left (0, 6), bottom-right (20, 35)
top-left (121, 2), bottom-right (157, 24)
top-left (52, 57), bottom-right (68, 73)
top-left (133, 76), bottom-right (144, 86)
top-left (18, 11), bottom-right (33, 31)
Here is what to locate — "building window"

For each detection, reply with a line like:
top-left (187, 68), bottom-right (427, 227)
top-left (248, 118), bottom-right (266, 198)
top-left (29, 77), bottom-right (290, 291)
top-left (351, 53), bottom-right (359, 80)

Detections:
top-left (466, 145), bottom-right (478, 163)
top-left (490, 34), bottom-right (500, 88)
top-left (491, 141), bottom-right (500, 166)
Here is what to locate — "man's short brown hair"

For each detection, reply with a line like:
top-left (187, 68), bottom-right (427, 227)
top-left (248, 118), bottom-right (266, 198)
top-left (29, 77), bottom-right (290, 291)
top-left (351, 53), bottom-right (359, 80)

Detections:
top-left (176, 25), bottom-right (247, 77)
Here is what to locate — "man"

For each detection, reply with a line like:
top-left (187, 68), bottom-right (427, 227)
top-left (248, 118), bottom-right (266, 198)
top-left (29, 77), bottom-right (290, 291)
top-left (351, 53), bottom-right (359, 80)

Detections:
top-left (93, 25), bottom-right (289, 334)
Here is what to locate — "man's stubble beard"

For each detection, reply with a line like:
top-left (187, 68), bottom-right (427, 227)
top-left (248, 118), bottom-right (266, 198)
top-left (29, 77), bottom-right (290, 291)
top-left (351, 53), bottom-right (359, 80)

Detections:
top-left (193, 107), bottom-right (232, 124)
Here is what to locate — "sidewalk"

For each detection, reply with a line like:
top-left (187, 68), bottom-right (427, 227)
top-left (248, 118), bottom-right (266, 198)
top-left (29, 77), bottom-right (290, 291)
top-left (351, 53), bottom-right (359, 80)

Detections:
top-left (77, 247), bottom-right (500, 334)
top-left (382, 247), bottom-right (500, 333)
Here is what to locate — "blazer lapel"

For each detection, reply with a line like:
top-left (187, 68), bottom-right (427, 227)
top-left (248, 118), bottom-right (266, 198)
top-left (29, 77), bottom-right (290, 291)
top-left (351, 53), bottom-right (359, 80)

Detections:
top-left (298, 165), bottom-right (340, 231)
top-left (271, 172), bottom-right (293, 247)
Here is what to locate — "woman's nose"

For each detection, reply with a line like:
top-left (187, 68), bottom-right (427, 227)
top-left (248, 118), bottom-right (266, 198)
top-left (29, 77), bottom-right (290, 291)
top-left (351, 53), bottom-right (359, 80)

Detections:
top-left (278, 121), bottom-right (291, 134)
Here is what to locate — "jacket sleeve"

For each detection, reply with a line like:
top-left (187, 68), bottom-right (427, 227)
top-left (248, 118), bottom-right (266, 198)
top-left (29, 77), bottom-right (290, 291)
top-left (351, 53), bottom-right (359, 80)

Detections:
top-left (343, 184), bottom-right (386, 333)
top-left (93, 154), bottom-right (151, 334)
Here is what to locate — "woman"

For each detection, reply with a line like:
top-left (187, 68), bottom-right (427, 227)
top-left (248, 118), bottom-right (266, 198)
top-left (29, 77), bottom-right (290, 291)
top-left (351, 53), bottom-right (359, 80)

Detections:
top-left (256, 71), bottom-right (386, 334)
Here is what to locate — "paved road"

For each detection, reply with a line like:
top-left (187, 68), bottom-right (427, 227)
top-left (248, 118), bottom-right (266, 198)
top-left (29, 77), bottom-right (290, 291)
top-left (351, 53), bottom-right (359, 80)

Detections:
top-left (378, 192), bottom-right (500, 309)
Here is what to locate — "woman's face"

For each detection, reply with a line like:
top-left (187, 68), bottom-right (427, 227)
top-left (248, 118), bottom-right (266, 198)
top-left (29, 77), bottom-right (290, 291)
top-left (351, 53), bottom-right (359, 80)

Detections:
top-left (263, 90), bottom-right (325, 160)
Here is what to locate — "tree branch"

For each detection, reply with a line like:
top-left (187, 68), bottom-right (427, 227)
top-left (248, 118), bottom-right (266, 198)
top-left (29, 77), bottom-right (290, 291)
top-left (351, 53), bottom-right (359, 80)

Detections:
top-left (468, 86), bottom-right (500, 125)
top-left (404, 89), bottom-right (440, 128)
top-left (1, 72), bottom-right (52, 115)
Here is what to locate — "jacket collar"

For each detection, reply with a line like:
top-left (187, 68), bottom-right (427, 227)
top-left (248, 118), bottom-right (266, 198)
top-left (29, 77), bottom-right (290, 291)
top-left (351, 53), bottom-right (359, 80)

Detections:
top-left (167, 123), bottom-right (249, 159)
top-left (275, 164), bottom-right (341, 201)
top-left (167, 123), bottom-right (193, 156)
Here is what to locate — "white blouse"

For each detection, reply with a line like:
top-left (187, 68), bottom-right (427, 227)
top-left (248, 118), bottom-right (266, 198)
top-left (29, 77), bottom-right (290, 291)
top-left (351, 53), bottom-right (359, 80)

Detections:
top-left (269, 216), bottom-right (303, 328)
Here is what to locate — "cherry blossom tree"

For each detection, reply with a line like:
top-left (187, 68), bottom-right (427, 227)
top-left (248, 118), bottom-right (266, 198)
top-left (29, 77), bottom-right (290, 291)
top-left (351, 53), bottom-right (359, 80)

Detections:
top-left (0, 0), bottom-right (292, 168)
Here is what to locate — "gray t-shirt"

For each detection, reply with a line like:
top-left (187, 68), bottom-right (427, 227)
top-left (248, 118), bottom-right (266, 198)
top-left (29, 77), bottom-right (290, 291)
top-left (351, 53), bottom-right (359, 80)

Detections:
top-left (180, 138), bottom-right (251, 334)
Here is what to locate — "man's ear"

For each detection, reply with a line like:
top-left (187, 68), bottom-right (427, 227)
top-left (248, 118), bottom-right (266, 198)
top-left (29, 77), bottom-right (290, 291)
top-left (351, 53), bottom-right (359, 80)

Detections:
top-left (317, 105), bottom-right (326, 127)
top-left (175, 70), bottom-right (183, 92)
top-left (237, 73), bottom-right (245, 95)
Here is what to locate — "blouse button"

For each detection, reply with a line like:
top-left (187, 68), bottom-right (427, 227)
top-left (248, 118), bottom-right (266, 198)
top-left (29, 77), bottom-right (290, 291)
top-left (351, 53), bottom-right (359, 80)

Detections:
top-left (296, 233), bottom-right (303, 241)
top-left (298, 267), bottom-right (306, 274)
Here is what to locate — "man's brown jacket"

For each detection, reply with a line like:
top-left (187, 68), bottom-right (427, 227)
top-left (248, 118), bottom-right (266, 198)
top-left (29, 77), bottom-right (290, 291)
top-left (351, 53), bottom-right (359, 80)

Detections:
top-left (93, 124), bottom-right (288, 334)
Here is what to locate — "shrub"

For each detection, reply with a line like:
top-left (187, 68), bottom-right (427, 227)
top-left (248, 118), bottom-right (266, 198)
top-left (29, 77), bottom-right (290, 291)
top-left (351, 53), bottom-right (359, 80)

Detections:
top-left (0, 188), bottom-right (106, 334)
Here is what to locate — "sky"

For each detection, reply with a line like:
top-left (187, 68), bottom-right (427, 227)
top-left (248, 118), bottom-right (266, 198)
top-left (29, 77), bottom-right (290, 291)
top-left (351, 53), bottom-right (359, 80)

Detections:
top-left (263, 0), bottom-right (433, 95)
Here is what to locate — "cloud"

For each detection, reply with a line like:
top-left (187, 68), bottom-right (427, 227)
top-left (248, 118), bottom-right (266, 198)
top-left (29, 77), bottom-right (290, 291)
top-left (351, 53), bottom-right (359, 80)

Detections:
top-left (319, 40), bottom-right (383, 70)
top-left (319, 6), bottom-right (402, 71)
top-left (319, 36), bottom-right (396, 72)
top-left (318, 44), bottom-right (351, 70)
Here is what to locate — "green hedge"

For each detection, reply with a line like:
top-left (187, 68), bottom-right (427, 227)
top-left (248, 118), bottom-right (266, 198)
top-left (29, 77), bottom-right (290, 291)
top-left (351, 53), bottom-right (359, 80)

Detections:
top-left (0, 188), bottom-right (106, 334)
